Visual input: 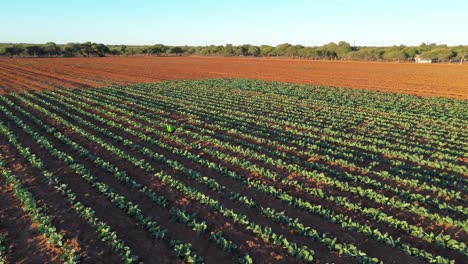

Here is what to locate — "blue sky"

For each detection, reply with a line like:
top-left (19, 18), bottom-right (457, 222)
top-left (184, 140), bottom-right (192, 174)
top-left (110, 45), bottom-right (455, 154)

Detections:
top-left (2, 0), bottom-right (467, 46)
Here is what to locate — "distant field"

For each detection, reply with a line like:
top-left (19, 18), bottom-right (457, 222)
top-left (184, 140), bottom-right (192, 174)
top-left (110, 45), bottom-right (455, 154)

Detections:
top-left (0, 56), bottom-right (467, 99)
top-left (0, 79), bottom-right (466, 263)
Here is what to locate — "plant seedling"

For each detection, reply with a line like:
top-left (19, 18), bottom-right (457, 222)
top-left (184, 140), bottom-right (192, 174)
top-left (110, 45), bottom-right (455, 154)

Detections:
top-left (166, 124), bottom-right (175, 133)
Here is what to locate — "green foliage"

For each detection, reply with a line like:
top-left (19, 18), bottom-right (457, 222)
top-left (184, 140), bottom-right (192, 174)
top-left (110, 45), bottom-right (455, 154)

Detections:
top-left (275, 43), bottom-right (292, 56)
top-left (0, 78), bottom-right (466, 264)
top-left (166, 124), bottom-right (175, 133)
top-left (382, 50), bottom-right (409, 61)
top-left (259, 45), bottom-right (274, 56)
top-left (346, 47), bottom-right (384, 60)
top-left (167, 46), bottom-right (184, 55)
top-left (223, 44), bottom-right (235, 56)
top-left (0, 233), bottom-right (6, 263)
top-left (0, 156), bottom-right (80, 263)
top-left (1, 41), bottom-right (466, 62)
top-left (209, 231), bottom-right (238, 252)
top-left (238, 254), bottom-right (254, 264)
top-left (247, 45), bottom-right (260, 56)
top-left (420, 48), bottom-right (457, 61)
top-left (147, 44), bottom-right (166, 55)
top-left (170, 240), bottom-right (204, 263)
top-left (170, 208), bottom-right (207, 234)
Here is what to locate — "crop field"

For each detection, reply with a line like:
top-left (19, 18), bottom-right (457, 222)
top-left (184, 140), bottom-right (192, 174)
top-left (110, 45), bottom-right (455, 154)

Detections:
top-left (1, 57), bottom-right (468, 99)
top-left (0, 78), bottom-right (467, 264)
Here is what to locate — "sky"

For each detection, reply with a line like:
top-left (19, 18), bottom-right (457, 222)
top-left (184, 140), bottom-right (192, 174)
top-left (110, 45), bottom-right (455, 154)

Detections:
top-left (1, 0), bottom-right (467, 46)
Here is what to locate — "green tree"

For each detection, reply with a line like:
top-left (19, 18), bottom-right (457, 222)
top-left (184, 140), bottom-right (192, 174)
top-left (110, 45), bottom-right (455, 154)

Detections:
top-left (80, 42), bottom-right (94, 57)
top-left (223, 44), bottom-right (235, 56)
top-left (454, 46), bottom-right (467, 63)
top-left (259, 45), bottom-right (274, 56)
top-left (63, 43), bottom-right (81, 57)
top-left (168, 46), bottom-right (184, 55)
top-left (108, 47), bottom-right (121, 56)
top-left (247, 45), bottom-right (260, 56)
top-left (120, 45), bottom-right (127, 55)
top-left (91, 43), bottom-right (110, 57)
top-left (298, 47), bottom-right (316, 58)
top-left (382, 50), bottom-right (408, 61)
top-left (25, 45), bottom-right (44, 57)
top-left (43, 42), bottom-right (60, 56)
top-left (183, 46), bottom-right (196, 55)
top-left (198, 47), bottom-right (211, 55)
top-left (210, 45), bottom-right (224, 55)
top-left (4, 45), bottom-right (24, 57)
top-left (346, 47), bottom-right (384, 60)
top-left (148, 44), bottom-right (166, 55)
top-left (402, 47), bottom-right (419, 59)
top-left (275, 43), bottom-right (291, 56)
top-left (286, 45), bottom-right (303, 57)
top-left (238, 45), bottom-right (250, 56)
top-left (322, 42), bottom-right (339, 59)
top-left (337, 41), bottom-right (351, 59)
top-left (421, 48), bottom-right (456, 61)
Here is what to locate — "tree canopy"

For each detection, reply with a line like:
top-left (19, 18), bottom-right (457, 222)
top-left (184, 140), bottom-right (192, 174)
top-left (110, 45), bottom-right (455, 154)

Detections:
top-left (1, 41), bottom-right (466, 63)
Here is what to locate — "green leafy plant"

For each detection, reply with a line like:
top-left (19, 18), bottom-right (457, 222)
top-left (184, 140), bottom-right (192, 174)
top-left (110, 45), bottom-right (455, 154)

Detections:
top-left (166, 124), bottom-right (175, 133)
top-left (238, 254), bottom-right (254, 264)
top-left (0, 233), bottom-right (7, 263)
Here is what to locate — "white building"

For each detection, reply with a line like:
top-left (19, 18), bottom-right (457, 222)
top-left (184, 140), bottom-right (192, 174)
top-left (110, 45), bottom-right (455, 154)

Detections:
top-left (415, 56), bottom-right (435, 63)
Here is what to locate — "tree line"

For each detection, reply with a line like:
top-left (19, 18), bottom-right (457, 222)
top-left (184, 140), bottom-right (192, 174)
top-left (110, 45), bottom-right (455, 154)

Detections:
top-left (1, 41), bottom-right (466, 62)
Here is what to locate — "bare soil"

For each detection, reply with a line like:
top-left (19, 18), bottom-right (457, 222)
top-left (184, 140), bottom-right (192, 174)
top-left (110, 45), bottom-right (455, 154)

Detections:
top-left (0, 56), bottom-right (467, 99)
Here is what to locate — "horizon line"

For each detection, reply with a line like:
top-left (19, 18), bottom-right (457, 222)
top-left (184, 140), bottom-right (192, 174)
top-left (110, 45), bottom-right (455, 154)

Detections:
top-left (2, 41), bottom-right (468, 48)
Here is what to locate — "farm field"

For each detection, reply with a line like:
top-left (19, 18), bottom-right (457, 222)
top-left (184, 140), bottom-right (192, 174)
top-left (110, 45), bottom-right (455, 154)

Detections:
top-left (0, 56), bottom-right (468, 99)
top-left (0, 78), bottom-right (466, 263)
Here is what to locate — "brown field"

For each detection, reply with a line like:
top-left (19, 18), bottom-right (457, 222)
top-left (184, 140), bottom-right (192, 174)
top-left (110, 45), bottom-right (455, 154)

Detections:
top-left (0, 56), bottom-right (467, 99)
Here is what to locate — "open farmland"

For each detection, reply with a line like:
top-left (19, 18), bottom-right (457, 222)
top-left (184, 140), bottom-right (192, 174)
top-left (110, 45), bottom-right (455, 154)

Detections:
top-left (0, 56), bottom-right (468, 99)
top-left (0, 79), bottom-right (466, 263)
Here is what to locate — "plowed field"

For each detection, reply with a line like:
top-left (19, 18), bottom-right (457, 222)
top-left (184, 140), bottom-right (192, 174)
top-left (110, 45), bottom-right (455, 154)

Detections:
top-left (0, 79), bottom-right (467, 263)
top-left (0, 56), bottom-right (467, 99)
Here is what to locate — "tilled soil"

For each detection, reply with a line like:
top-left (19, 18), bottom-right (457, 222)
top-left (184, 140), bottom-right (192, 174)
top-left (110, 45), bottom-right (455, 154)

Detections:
top-left (0, 56), bottom-right (467, 99)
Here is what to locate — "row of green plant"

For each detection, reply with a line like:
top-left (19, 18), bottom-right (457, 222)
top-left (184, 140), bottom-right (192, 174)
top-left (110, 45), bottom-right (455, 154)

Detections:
top-left (14, 91), bottom-right (317, 263)
top-left (32, 90), bottom-right (388, 262)
top-left (173, 80), bottom-right (466, 153)
top-left (0, 156), bottom-right (79, 263)
top-left (5, 78), bottom-right (466, 263)
top-left (159, 82), bottom-right (463, 157)
top-left (0, 104), bottom-right (210, 263)
top-left (154, 83), bottom-right (467, 181)
top-left (28, 90), bottom-right (458, 262)
top-left (57, 86), bottom-right (467, 254)
top-left (169, 208), bottom-right (208, 234)
top-left (169, 207), bottom-right (246, 257)
top-left (125, 84), bottom-right (463, 204)
top-left (77, 86), bottom-right (465, 216)
top-left (204, 78), bottom-right (467, 123)
top-left (0, 122), bottom-right (140, 263)
top-left (101, 84), bottom-right (465, 200)
top-left (0, 233), bottom-right (6, 264)
top-left (151, 80), bottom-right (465, 168)
top-left (1, 96), bottom-right (247, 262)
top-left (58, 84), bottom-right (464, 245)
top-left (82, 81), bottom-right (466, 193)
top-left (1, 103), bottom-right (169, 239)
top-left (80, 85), bottom-right (464, 210)
top-left (170, 240), bottom-right (204, 264)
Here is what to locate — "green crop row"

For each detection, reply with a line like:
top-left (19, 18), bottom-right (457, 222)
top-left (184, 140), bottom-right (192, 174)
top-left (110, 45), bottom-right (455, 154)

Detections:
top-left (45, 85), bottom-right (465, 257)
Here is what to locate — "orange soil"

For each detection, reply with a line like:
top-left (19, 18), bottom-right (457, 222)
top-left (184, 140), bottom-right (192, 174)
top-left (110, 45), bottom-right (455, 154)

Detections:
top-left (0, 56), bottom-right (467, 99)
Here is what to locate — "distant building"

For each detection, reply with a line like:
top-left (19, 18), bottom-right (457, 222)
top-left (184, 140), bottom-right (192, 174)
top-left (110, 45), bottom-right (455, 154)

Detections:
top-left (415, 56), bottom-right (435, 63)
